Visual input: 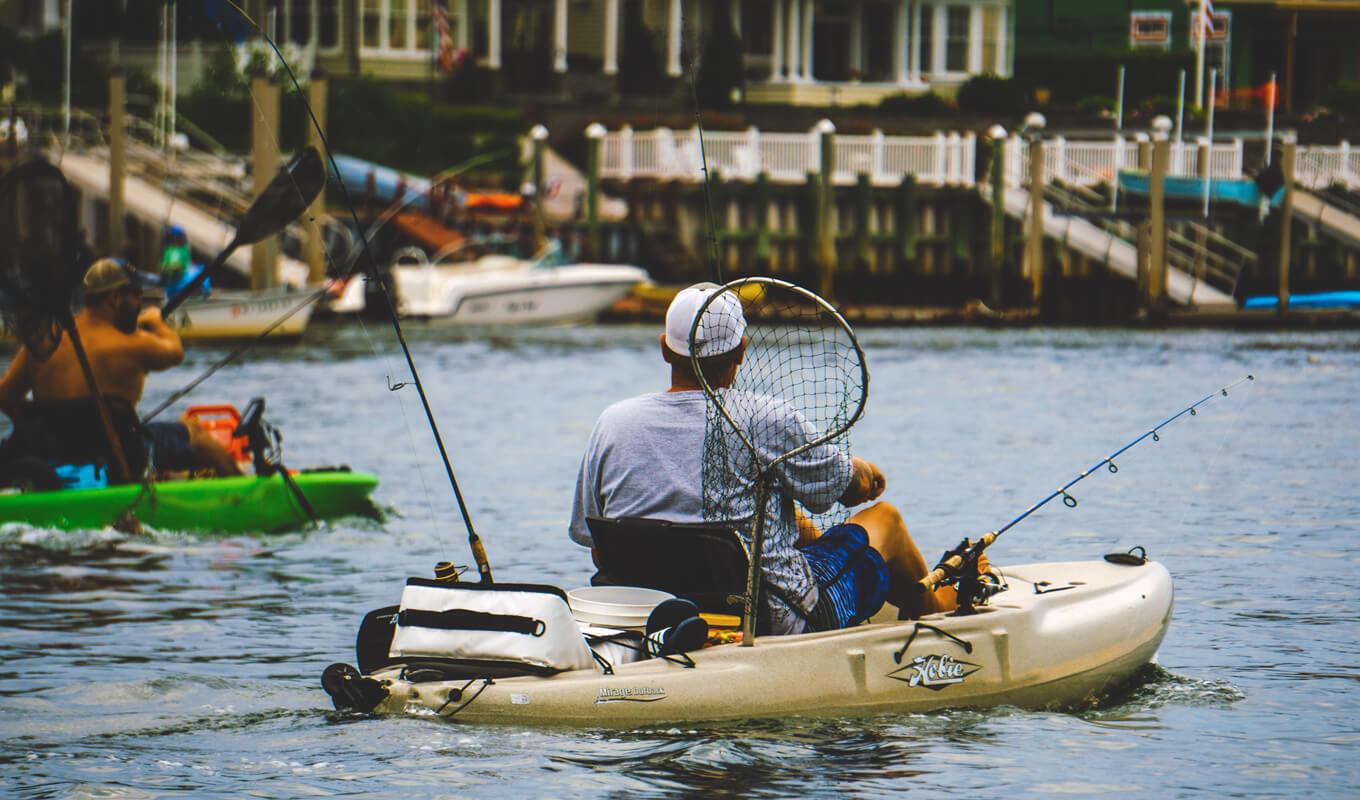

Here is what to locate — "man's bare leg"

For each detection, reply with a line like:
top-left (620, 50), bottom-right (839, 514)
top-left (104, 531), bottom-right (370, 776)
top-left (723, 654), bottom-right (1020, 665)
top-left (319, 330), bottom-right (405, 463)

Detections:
top-left (848, 502), bottom-right (957, 618)
top-left (184, 420), bottom-right (243, 477)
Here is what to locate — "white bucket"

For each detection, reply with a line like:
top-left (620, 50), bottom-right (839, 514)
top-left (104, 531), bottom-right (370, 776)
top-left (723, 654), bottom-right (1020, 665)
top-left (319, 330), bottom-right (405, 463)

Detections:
top-left (567, 586), bottom-right (673, 631)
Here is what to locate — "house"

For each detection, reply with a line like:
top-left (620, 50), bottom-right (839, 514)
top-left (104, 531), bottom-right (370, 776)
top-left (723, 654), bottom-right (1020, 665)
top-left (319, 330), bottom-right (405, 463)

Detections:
top-left (0, 0), bottom-right (1013, 106)
top-left (1012, 0), bottom-right (1360, 113)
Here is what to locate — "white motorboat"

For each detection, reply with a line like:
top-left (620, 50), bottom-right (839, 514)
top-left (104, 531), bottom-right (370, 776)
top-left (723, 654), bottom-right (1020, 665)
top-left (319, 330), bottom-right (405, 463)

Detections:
top-left (324, 557), bottom-right (1173, 725)
top-left (327, 240), bottom-right (648, 325)
top-left (164, 287), bottom-right (318, 341)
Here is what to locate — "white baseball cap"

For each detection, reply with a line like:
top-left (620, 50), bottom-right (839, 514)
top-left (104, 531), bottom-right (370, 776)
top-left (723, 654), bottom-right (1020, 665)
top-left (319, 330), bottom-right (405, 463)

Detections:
top-left (664, 282), bottom-right (746, 358)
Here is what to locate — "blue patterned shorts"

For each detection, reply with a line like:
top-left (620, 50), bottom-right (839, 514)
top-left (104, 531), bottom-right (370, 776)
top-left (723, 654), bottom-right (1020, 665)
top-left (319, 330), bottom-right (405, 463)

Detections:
top-left (799, 523), bottom-right (889, 630)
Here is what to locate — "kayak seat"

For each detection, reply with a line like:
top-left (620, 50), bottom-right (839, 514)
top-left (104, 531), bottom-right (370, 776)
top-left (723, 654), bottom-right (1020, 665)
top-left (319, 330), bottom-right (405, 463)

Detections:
top-left (0, 397), bottom-right (148, 483)
top-left (586, 516), bottom-right (771, 633)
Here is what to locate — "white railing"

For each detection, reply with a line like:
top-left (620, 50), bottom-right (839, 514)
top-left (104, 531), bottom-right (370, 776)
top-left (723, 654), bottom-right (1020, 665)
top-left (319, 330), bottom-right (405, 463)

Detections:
top-left (599, 125), bottom-right (976, 186)
top-left (1005, 135), bottom-right (1245, 188)
top-left (1295, 142), bottom-right (1360, 191)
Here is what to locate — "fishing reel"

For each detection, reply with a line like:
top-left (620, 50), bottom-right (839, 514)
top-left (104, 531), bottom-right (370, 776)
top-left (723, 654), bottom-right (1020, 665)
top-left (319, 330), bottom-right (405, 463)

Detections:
top-left (932, 537), bottom-right (1007, 616)
top-left (233, 397), bottom-right (285, 477)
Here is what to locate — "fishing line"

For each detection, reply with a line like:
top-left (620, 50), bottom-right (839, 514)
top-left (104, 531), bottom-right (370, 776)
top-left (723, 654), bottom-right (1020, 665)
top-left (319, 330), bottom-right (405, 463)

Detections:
top-left (683, 16), bottom-right (723, 283)
top-left (219, 4), bottom-right (495, 582)
top-left (922, 374), bottom-right (1256, 591)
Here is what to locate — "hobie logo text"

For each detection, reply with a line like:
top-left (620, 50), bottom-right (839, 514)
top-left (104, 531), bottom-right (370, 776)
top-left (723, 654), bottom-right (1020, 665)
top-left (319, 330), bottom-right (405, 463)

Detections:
top-left (889, 654), bottom-right (980, 688)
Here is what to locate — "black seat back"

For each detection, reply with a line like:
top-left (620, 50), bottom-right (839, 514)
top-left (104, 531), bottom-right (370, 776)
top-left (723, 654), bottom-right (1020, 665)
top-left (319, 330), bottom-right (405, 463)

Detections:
top-left (587, 516), bottom-right (760, 624)
top-left (0, 396), bottom-right (147, 480)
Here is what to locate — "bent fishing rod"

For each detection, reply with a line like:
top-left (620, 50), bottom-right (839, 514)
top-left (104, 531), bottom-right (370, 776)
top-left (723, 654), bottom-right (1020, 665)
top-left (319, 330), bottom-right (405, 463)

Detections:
top-left (236, 14), bottom-right (495, 583)
top-left (920, 374), bottom-right (1255, 592)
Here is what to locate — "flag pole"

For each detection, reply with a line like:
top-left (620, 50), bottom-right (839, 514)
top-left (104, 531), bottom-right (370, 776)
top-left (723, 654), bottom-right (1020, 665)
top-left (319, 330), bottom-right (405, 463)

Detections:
top-left (1264, 71), bottom-right (1277, 166)
top-left (1194, 0), bottom-right (1207, 108)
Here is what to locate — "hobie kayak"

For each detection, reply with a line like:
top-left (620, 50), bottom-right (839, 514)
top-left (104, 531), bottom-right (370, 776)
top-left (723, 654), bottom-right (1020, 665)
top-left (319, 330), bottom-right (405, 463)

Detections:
top-left (326, 557), bottom-right (1172, 725)
top-left (0, 468), bottom-right (379, 533)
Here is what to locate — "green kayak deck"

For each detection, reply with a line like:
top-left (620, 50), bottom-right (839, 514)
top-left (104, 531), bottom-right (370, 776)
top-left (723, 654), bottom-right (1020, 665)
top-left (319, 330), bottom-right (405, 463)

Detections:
top-left (0, 470), bottom-right (380, 533)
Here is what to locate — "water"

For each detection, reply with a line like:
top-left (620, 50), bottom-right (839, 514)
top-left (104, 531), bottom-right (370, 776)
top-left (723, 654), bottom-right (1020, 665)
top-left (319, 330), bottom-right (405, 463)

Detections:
top-left (2, 322), bottom-right (1357, 799)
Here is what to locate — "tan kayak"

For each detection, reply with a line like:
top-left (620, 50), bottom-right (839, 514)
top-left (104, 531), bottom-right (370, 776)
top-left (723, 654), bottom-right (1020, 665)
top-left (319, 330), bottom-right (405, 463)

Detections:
top-left (330, 558), bottom-right (1172, 725)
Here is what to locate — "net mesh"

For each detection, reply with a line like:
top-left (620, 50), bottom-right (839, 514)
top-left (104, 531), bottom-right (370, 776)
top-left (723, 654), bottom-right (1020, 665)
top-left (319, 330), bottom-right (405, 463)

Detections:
top-left (699, 278), bottom-right (867, 537)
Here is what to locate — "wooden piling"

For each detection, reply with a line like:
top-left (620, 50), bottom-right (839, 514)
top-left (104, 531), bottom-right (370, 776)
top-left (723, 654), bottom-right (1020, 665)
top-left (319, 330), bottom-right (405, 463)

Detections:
top-left (1277, 136), bottom-right (1296, 313)
top-left (1026, 135), bottom-right (1044, 307)
top-left (1147, 130), bottom-right (1169, 315)
top-left (250, 72), bottom-right (280, 290)
top-left (304, 70), bottom-right (327, 285)
top-left (108, 68), bottom-right (126, 260)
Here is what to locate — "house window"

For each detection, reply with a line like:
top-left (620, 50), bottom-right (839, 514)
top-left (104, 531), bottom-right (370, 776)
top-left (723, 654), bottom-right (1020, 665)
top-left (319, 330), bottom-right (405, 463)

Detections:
top-left (1129, 11), bottom-right (1170, 51)
top-left (945, 6), bottom-right (969, 73)
top-left (265, 0), bottom-right (342, 52)
top-left (919, 5), bottom-right (933, 75)
top-left (360, 0), bottom-right (434, 57)
top-left (743, 0), bottom-right (774, 56)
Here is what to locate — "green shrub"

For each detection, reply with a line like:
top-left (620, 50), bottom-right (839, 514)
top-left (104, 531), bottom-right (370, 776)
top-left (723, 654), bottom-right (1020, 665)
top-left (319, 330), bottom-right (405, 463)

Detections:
top-left (956, 74), bottom-right (1031, 117)
top-left (877, 91), bottom-right (955, 116)
top-left (1076, 95), bottom-right (1116, 115)
top-left (1013, 51), bottom-right (1195, 107)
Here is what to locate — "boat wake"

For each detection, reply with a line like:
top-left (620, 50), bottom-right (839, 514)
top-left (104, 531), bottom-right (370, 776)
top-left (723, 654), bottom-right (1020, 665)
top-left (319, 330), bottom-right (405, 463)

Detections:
top-left (1081, 663), bottom-right (1246, 717)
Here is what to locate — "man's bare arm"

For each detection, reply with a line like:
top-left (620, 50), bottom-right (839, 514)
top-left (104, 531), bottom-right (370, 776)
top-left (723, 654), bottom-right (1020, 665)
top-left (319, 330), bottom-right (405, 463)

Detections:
top-left (838, 456), bottom-right (886, 507)
top-left (0, 348), bottom-right (36, 420)
top-left (132, 307), bottom-right (185, 370)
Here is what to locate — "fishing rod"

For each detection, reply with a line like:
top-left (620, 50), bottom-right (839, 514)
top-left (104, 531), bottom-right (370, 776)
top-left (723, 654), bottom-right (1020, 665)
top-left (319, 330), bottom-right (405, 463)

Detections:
top-left (920, 374), bottom-right (1255, 593)
top-left (235, 10), bottom-right (495, 583)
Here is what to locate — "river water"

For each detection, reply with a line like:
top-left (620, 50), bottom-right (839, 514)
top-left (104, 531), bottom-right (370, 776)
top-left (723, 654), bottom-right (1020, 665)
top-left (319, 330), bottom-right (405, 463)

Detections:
top-left (1, 321), bottom-right (1356, 799)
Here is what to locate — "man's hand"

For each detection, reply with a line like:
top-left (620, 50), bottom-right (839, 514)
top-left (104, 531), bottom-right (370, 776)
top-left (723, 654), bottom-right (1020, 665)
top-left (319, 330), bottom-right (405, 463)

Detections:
top-left (839, 456), bottom-right (886, 506)
top-left (137, 306), bottom-right (166, 331)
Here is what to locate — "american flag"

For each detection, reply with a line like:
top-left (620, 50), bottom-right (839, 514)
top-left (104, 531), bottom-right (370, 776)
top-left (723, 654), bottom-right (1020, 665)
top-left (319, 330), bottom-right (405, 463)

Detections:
top-left (433, 0), bottom-right (454, 74)
top-left (1200, 0), bottom-right (1216, 35)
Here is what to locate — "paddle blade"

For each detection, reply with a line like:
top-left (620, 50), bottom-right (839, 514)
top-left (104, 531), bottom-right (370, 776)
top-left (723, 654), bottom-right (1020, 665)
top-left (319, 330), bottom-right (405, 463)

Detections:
top-left (0, 159), bottom-right (81, 359)
top-left (234, 146), bottom-right (325, 246)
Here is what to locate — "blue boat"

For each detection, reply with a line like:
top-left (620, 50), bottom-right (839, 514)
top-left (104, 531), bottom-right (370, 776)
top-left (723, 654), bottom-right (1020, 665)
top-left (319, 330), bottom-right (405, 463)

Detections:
top-left (1242, 291), bottom-right (1360, 310)
top-left (1117, 170), bottom-right (1283, 208)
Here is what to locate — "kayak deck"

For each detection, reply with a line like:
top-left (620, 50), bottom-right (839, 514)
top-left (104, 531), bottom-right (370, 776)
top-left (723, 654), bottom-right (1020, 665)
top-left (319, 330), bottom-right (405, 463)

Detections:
top-left (0, 469), bottom-right (380, 533)
top-left (354, 558), bottom-right (1173, 726)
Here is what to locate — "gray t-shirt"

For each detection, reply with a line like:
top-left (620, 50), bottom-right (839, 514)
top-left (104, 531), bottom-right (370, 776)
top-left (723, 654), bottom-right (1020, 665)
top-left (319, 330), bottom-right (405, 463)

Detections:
top-left (569, 390), bottom-right (853, 633)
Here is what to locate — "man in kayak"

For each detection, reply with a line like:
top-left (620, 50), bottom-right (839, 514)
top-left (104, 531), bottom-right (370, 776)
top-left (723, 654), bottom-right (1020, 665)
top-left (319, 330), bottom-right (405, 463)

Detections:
top-left (570, 282), bottom-right (985, 635)
top-left (0, 258), bottom-right (241, 478)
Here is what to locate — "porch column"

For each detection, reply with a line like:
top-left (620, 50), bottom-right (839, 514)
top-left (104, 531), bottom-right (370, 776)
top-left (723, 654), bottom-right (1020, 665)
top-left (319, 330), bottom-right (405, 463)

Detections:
top-left (801, 0), bottom-right (814, 81)
top-left (604, 0), bottom-right (619, 73)
top-left (457, 0), bottom-right (470, 50)
top-left (850, 2), bottom-right (863, 76)
top-left (932, 1), bottom-right (945, 75)
top-left (771, 0), bottom-right (784, 79)
top-left (910, 1), bottom-right (922, 81)
top-left (997, 4), bottom-right (1010, 76)
top-left (731, 0), bottom-right (742, 37)
top-left (893, 0), bottom-right (908, 84)
top-left (667, 0), bottom-right (683, 76)
top-left (969, 5), bottom-right (982, 73)
top-left (488, 0), bottom-right (502, 68)
top-left (786, 0), bottom-right (800, 81)
top-left (554, 0), bottom-right (568, 72)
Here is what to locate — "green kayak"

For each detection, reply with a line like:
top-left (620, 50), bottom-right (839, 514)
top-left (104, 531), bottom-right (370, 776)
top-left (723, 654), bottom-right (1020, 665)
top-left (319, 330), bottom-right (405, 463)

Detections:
top-left (0, 469), bottom-right (380, 533)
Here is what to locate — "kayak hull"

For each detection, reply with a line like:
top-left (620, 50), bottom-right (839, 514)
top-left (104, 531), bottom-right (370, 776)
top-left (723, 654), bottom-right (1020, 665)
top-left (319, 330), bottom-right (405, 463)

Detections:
top-left (0, 470), bottom-right (380, 533)
top-left (360, 558), bottom-right (1172, 725)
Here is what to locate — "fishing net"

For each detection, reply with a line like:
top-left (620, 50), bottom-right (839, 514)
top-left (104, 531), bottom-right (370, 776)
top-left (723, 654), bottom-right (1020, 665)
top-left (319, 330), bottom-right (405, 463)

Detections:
top-left (0, 159), bottom-right (82, 360)
top-left (697, 278), bottom-right (869, 543)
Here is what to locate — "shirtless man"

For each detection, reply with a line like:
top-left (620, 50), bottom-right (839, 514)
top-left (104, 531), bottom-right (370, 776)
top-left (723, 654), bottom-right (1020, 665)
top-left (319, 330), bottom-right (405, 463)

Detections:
top-left (0, 258), bottom-right (240, 478)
